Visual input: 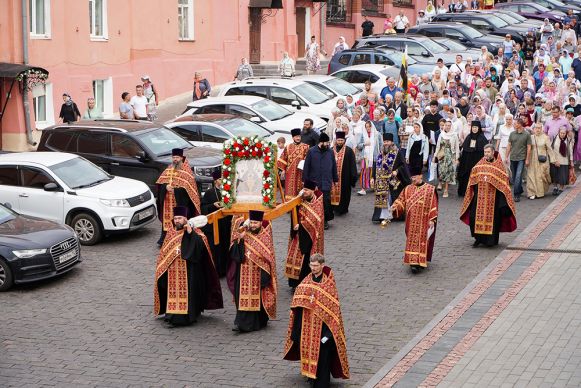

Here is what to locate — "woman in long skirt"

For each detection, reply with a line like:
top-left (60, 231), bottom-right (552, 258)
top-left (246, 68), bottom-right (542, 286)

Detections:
top-left (550, 127), bottom-right (575, 195)
top-left (406, 122), bottom-right (429, 177)
top-left (359, 120), bottom-right (380, 195)
top-left (305, 36), bottom-right (321, 75)
top-left (433, 120), bottom-right (460, 198)
top-left (527, 123), bottom-right (555, 200)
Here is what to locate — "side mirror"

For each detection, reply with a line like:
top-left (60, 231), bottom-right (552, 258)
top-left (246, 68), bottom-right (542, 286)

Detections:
top-left (44, 182), bottom-right (61, 192)
top-left (421, 51), bottom-right (430, 57)
top-left (326, 92), bottom-right (335, 98)
top-left (291, 101), bottom-right (301, 110)
top-left (250, 116), bottom-right (261, 122)
top-left (4, 202), bottom-right (12, 209)
top-left (135, 151), bottom-right (149, 162)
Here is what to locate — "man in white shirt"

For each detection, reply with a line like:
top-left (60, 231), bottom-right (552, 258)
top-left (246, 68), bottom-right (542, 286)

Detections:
top-left (449, 54), bottom-right (465, 74)
top-left (394, 10), bottom-right (410, 34)
top-left (130, 85), bottom-right (148, 120)
top-left (432, 58), bottom-right (449, 81)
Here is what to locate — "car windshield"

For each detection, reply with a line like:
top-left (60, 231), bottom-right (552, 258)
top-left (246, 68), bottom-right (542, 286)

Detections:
top-left (0, 205), bottom-right (16, 225)
top-left (547, 0), bottom-right (567, 6)
top-left (488, 15), bottom-right (508, 28)
top-left (50, 157), bottom-right (112, 190)
top-left (322, 78), bottom-right (362, 96)
top-left (495, 13), bottom-right (519, 24)
top-left (136, 127), bottom-right (192, 157)
top-left (380, 50), bottom-right (418, 65)
top-left (463, 26), bottom-right (484, 39)
top-left (307, 82), bottom-right (338, 98)
top-left (251, 99), bottom-right (292, 121)
top-left (507, 11), bottom-right (527, 22)
top-left (219, 118), bottom-right (273, 137)
top-left (437, 38), bottom-right (466, 51)
top-left (292, 83), bottom-right (330, 104)
top-left (379, 69), bottom-right (394, 77)
top-left (418, 39), bottom-right (446, 54)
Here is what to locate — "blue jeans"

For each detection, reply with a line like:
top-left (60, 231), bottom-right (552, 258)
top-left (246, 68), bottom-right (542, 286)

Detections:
top-left (510, 160), bottom-right (525, 197)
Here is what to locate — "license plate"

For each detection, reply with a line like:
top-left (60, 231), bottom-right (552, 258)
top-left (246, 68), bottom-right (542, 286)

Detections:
top-left (137, 207), bottom-right (154, 220)
top-left (59, 249), bottom-right (77, 263)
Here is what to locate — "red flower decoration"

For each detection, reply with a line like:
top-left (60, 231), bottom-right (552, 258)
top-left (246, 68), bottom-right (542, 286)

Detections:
top-left (224, 158), bottom-right (231, 166)
top-left (263, 170), bottom-right (270, 177)
top-left (263, 183), bottom-right (270, 189)
top-left (256, 143), bottom-right (262, 149)
top-left (251, 151), bottom-right (257, 157)
top-left (257, 151), bottom-right (263, 157)
top-left (223, 184), bottom-right (231, 191)
top-left (244, 150), bottom-right (250, 157)
top-left (243, 138), bottom-right (249, 145)
top-left (264, 156), bottom-right (270, 163)
top-left (224, 149), bottom-right (231, 155)
top-left (233, 142), bottom-right (239, 149)
top-left (223, 197), bottom-right (230, 204)
top-left (237, 151), bottom-right (244, 157)
top-left (263, 196), bottom-right (270, 203)
top-left (223, 170), bottom-right (229, 178)
top-left (265, 147), bottom-right (270, 153)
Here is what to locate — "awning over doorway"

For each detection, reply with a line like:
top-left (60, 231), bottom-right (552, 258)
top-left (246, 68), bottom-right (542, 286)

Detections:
top-left (249, 0), bottom-right (283, 8)
top-left (0, 62), bottom-right (48, 79)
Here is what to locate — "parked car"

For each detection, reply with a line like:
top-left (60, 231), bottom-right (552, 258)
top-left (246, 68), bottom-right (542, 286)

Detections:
top-left (0, 202), bottom-right (81, 291)
top-left (0, 152), bottom-right (157, 245)
top-left (530, 0), bottom-right (581, 17)
top-left (492, 9), bottom-right (543, 29)
top-left (429, 37), bottom-right (481, 58)
top-left (407, 22), bottom-right (505, 55)
top-left (181, 96), bottom-right (327, 134)
top-left (165, 114), bottom-right (292, 149)
top-left (431, 11), bottom-right (528, 44)
top-left (352, 34), bottom-right (473, 65)
top-left (37, 119), bottom-right (223, 196)
top-left (494, 2), bottom-right (565, 23)
top-left (326, 46), bottom-right (433, 74)
top-left (330, 64), bottom-right (400, 95)
top-left (211, 77), bottom-right (338, 120)
top-left (294, 74), bottom-right (362, 98)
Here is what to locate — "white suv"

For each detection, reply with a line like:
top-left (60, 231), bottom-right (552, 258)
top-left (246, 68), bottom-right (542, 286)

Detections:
top-left (0, 152), bottom-right (157, 245)
top-left (181, 96), bottom-right (327, 134)
top-left (210, 78), bottom-right (339, 121)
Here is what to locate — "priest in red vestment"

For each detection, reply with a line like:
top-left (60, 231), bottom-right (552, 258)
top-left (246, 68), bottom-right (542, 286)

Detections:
top-left (391, 171), bottom-right (439, 274)
top-left (277, 128), bottom-right (310, 200)
top-left (228, 211), bottom-right (277, 332)
top-left (460, 144), bottom-right (517, 247)
top-left (153, 207), bottom-right (223, 326)
top-left (285, 180), bottom-right (325, 289)
top-left (156, 148), bottom-right (201, 245)
top-left (284, 254), bottom-right (350, 387)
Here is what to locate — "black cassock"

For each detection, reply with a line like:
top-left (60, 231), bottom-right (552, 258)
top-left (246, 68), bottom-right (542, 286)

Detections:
top-left (333, 145), bottom-right (358, 215)
top-left (457, 133), bottom-right (487, 197)
top-left (290, 274), bottom-right (335, 388)
top-left (371, 150), bottom-right (410, 222)
top-left (157, 231), bottom-right (223, 326)
top-left (201, 186), bottom-right (231, 277)
top-left (467, 186), bottom-right (512, 247)
top-left (288, 223), bottom-right (313, 289)
top-left (156, 185), bottom-right (198, 245)
top-left (229, 241), bottom-right (272, 332)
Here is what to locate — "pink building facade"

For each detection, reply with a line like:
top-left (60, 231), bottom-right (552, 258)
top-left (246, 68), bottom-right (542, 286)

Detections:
top-left (0, 0), bottom-right (418, 151)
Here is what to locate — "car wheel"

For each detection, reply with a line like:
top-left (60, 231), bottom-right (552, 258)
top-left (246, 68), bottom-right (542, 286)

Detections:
top-left (0, 258), bottom-right (14, 292)
top-left (71, 213), bottom-right (102, 246)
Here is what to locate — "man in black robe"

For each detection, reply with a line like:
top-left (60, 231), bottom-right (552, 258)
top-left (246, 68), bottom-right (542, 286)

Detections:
top-left (371, 133), bottom-right (411, 224)
top-left (201, 171), bottom-right (231, 277)
top-left (154, 207), bottom-right (223, 326)
top-left (331, 131), bottom-right (358, 216)
top-left (457, 121), bottom-right (488, 197)
top-left (228, 211), bottom-right (277, 333)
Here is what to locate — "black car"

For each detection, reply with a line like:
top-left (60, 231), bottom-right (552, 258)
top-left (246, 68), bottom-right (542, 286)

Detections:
top-left (37, 119), bottom-right (223, 196)
top-left (431, 11), bottom-right (527, 44)
top-left (0, 203), bottom-right (80, 291)
top-left (408, 22), bottom-right (505, 55)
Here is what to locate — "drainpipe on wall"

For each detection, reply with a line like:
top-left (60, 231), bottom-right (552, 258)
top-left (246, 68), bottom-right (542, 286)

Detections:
top-left (21, 0), bottom-right (36, 146)
top-left (320, 2), bottom-right (325, 54)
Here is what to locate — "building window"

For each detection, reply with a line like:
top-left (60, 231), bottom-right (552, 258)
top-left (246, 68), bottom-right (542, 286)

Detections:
top-left (89, 0), bottom-right (108, 39)
top-left (326, 0), bottom-right (352, 23)
top-left (32, 83), bottom-right (54, 129)
top-left (362, 0), bottom-right (384, 14)
top-left (92, 78), bottom-right (113, 118)
top-left (393, 0), bottom-right (413, 5)
top-left (29, 0), bottom-right (51, 38)
top-left (178, 0), bottom-right (195, 40)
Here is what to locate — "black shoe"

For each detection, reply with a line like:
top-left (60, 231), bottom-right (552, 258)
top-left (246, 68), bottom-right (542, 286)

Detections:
top-left (557, 189), bottom-right (563, 195)
top-left (472, 241), bottom-right (481, 248)
top-left (553, 188), bottom-right (559, 196)
top-left (324, 222), bottom-right (329, 230)
top-left (231, 325), bottom-right (240, 332)
top-left (514, 196), bottom-right (521, 202)
top-left (410, 266), bottom-right (419, 274)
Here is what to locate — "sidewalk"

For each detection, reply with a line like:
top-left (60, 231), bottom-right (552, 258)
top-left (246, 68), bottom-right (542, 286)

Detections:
top-left (365, 182), bottom-right (581, 388)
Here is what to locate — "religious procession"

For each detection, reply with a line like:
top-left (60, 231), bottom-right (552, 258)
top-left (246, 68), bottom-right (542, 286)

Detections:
top-left (4, 1), bottom-right (581, 387)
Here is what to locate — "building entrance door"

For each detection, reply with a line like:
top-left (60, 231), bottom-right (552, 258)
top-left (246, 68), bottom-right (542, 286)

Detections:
top-left (249, 8), bottom-right (262, 64)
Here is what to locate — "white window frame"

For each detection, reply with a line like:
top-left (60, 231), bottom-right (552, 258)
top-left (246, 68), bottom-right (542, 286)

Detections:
top-left (178, 0), bottom-right (195, 41)
top-left (29, 0), bottom-right (51, 39)
top-left (93, 78), bottom-right (114, 118)
top-left (89, 0), bottom-right (108, 40)
top-left (32, 82), bottom-right (55, 129)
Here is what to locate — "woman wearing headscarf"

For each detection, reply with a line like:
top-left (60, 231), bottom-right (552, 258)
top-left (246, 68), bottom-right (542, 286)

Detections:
top-left (433, 119), bottom-right (460, 198)
top-left (59, 93), bottom-right (81, 123)
top-left (540, 19), bottom-right (554, 44)
top-left (457, 121), bottom-right (488, 196)
top-left (550, 127), bottom-right (575, 195)
top-left (495, 113), bottom-right (515, 174)
top-left (526, 122), bottom-right (555, 199)
top-left (358, 120), bottom-right (381, 195)
top-left (405, 122), bottom-right (430, 178)
top-left (425, 1), bottom-right (436, 19)
top-left (332, 36), bottom-right (350, 56)
top-left (279, 52), bottom-right (295, 77)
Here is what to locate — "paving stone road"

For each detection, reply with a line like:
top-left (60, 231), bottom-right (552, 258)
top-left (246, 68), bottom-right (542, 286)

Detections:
top-left (0, 98), bottom-right (558, 387)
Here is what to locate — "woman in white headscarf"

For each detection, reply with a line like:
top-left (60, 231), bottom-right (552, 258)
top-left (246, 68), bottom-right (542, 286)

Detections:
top-left (425, 1), bottom-right (436, 19)
top-left (279, 52), bottom-right (295, 77)
top-left (333, 36), bottom-right (350, 56)
top-left (358, 120), bottom-right (381, 195)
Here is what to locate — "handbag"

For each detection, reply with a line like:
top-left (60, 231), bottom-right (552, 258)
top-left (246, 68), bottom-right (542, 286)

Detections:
top-left (569, 165), bottom-right (577, 185)
top-left (535, 136), bottom-right (547, 163)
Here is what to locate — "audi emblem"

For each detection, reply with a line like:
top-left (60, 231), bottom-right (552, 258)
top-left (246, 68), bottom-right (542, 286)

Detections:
top-left (60, 241), bottom-right (71, 250)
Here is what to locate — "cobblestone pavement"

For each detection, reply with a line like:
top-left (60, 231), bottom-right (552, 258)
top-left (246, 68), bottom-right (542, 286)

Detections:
top-left (0, 99), bottom-right (559, 387)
